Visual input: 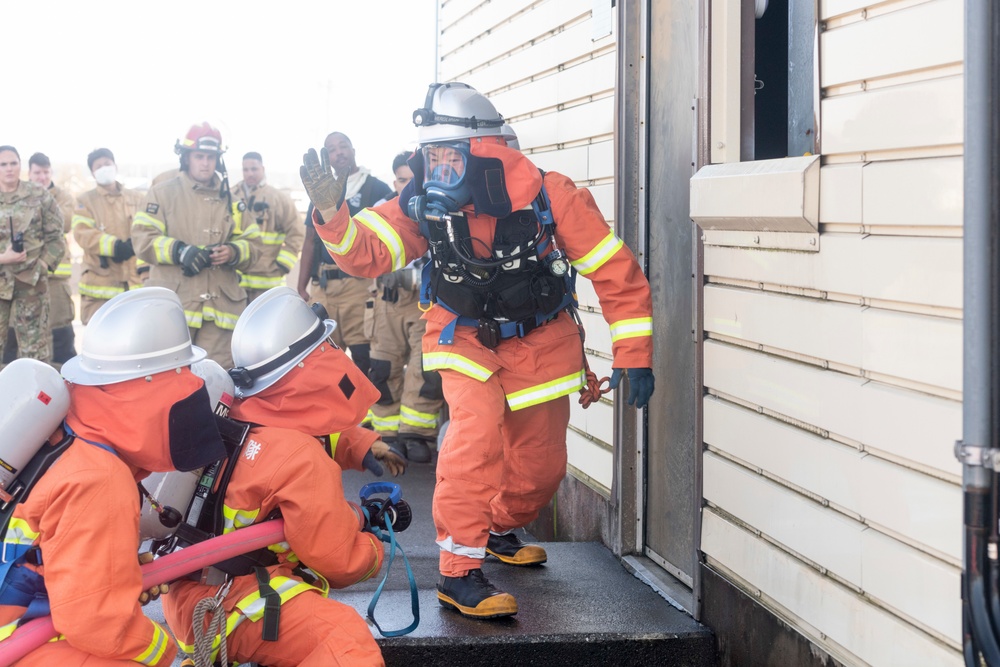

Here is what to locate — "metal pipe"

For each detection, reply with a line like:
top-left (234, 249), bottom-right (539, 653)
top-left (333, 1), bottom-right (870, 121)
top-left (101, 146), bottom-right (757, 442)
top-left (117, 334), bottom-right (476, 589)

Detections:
top-left (963, 1), bottom-right (1000, 662)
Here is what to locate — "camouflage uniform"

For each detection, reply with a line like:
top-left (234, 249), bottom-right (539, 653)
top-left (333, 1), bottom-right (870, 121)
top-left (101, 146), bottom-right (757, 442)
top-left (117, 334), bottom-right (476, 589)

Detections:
top-left (0, 181), bottom-right (67, 365)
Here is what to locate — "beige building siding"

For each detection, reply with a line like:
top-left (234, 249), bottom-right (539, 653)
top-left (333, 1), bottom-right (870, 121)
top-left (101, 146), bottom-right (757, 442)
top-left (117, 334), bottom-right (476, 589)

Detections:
top-left (437, 0), bottom-right (619, 495)
top-left (699, 0), bottom-right (963, 664)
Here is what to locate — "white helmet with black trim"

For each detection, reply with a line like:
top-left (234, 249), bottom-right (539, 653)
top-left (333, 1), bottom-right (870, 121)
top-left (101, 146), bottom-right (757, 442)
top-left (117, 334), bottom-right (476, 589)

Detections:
top-left (412, 82), bottom-right (506, 145)
top-left (229, 286), bottom-right (337, 398)
top-left (62, 288), bottom-right (205, 386)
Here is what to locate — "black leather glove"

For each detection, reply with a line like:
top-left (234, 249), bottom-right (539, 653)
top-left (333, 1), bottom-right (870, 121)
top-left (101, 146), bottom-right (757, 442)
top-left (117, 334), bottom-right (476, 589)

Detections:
top-left (609, 367), bottom-right (655, 409)
top-left (300, 147), bottom-right (348, 211)
top-left (111, 238), bottom-right (134, 263)
top-left (175, 242), bottom-right (212, 277)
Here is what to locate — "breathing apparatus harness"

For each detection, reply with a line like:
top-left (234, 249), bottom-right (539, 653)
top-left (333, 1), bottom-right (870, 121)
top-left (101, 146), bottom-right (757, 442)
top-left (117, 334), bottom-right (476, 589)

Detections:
top-left (409, 169), bottom-right (576, 349)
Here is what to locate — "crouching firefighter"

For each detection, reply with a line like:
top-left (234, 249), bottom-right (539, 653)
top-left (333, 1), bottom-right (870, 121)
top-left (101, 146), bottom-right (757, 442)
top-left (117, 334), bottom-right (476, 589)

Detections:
top-left (160, 286), bottom-right (406, 667)
top-left (0, 287), bottom-right (227, 666)
top-left (301, 81), bottom-right (656, 619)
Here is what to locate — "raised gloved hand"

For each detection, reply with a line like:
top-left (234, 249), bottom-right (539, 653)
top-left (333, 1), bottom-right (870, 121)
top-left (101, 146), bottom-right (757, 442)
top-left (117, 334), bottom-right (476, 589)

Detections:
top-left (175, 242), bottom-right (213, 276)
top-left (300, 147), bottom-right (348, 211)
top-left (609, 367), bottom-right (655, 409)
top-left (112, 238), bottom-right (134, 263)
top-left (364, 439), bottom-right (408, 477)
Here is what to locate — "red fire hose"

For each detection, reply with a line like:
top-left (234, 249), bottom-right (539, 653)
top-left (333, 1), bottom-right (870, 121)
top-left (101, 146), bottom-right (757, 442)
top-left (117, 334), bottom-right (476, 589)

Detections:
top-left (0, 519), bottom-right (285, 666)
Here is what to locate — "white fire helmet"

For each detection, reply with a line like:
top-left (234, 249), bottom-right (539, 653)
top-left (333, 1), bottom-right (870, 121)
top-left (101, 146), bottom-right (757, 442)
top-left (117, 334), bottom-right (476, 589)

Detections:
top-left (412, 82), bottom-right (507, 145)
top-left (500, 123), bottom-right (520, 150)
top-left (62, 288), bottom-right (205, 386)
top-left (229, 286), bottom-right (336, 398)
top-left (0, 359), bottom-right (70, 492)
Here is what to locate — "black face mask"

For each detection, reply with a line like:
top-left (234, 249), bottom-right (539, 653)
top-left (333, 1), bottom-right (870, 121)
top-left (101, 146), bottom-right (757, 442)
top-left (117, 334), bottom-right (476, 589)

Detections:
top-left (168, 385), bottom-right (227, 471)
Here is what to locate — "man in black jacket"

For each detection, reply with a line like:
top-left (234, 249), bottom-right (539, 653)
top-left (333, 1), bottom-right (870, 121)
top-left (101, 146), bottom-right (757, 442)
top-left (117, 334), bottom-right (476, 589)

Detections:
top-left (297, 132), bottom-right (391, 375)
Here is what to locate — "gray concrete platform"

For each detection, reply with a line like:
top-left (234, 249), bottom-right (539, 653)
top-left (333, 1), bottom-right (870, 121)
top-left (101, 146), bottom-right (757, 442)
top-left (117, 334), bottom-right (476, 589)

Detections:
top-left (336, 462), bottom-right (717, 666)
top-left (153, 457), bottom-right (716, 666)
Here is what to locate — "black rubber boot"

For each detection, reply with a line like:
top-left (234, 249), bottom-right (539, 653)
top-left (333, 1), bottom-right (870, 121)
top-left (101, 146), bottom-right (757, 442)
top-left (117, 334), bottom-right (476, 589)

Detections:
top-left (437, 568), bottom-right (518, 619)
top-left (486, 532), bottom-right (548, 566)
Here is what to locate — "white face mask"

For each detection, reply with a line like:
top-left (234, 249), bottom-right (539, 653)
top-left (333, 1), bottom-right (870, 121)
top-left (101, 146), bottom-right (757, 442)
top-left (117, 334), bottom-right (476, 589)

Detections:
top-left (93, 164), bottom-right (117, 186)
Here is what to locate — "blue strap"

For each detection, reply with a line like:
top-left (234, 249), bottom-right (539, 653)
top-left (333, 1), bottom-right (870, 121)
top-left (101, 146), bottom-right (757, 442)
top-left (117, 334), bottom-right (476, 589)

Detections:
top-left (365, 517), bottom-right (420, 637)
top-left (0, 548), bottom-right (50, 624)
top-left (62, 422), bottom-right (117, 457)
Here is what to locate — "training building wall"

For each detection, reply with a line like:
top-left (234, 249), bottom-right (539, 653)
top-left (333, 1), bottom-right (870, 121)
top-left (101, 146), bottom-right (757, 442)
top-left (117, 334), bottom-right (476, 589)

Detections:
top-left (436, 0), bottom-right (621, 538)
top-left (693, 0), bottom-right (963, 664)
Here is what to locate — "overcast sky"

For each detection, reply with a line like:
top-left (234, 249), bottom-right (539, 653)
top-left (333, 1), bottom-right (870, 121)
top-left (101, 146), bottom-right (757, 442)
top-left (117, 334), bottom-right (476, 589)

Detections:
top-left (6, 0), bottom-right (438, 187)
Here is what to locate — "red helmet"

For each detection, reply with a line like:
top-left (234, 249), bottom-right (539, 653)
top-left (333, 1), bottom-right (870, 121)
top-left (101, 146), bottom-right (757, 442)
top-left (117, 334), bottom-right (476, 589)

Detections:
top-left (175, 122), bottom-right (224, 155)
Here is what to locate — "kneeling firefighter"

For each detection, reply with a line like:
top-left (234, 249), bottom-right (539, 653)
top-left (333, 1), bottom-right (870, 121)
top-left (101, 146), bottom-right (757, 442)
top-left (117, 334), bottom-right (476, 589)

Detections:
top-left (300, 82), bottom-right (655, 619)
top-left (0, 287), bottom-right (227, 665)
top-left (161, 286), bottom-right (405, 667)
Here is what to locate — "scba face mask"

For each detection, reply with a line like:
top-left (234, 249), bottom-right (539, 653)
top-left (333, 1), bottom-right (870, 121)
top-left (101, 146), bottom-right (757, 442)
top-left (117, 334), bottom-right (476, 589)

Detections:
top-left (407, 142), bottom-right (472, 223)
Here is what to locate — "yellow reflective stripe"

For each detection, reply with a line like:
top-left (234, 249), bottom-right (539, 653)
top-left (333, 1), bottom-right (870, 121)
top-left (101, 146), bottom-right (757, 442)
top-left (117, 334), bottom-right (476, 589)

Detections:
top-left (176, 609), bottom-right (249, 664)
top-left (71, 213), bottom-right (96, 229)
top-left (422, 351), bottom-right (492, 382)
top-left (203, 306), bottom-right (240, 330)
top-left (400, 405), bottom-right (439, 429)
top-left (570, 231), bottom-right (624, 276)
top-left (323, 218), bottom-right (358, 256)
top-left (327, 432), bottom-right (341, 459)
top-left (230, 239), bottom-right (252, 265)
top-left (371, 414), bottom-right (400, 431)
top-left (268, 541), bottom-right (293, 557)
top-left (133, 211), bottom-right (166, 234)
top-left (259, 231), bottom-right (287, 245)
top-left (355, 209), bottom-right (404, 271)
top-left (152, 237), bottom-right (176, 264)
top-left (0, 620), bottom-right (17, 641)
top-left (52, 262), bottom-right (73, 277)
top-left (4, 518), bottom-right (39, 547)
top-left (222, 505), bottom-right (260, 533)
top-left (79, 282), bottom-right (126, 299)
top-left (184, 309), bottom-right (203, 328)
top-left (609, 316), bottom-right (653, 342)
top-left (236, 577), bottom-right (316, 621)
top-left (238, 273), bottom-right (284, 289)
top-left (133, 621), bottom-right (169, 665)
top-left (276, 249), bottom-right (297, 270)
top-left (98, 233), bottom-right (117, 256)
top-left (136, 257), bottom-right (149, 268)
top-left (506, 370), bottom-right (586, 411)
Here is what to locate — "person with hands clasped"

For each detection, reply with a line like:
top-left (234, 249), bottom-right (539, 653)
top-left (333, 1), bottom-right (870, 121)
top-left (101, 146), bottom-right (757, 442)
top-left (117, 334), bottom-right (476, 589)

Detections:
top-left (161, 286), bottom-right (404, 667)
top-left (300, 82), bottom-right (655, 620)
top-left (131, 123), bottom-right (262, 368)
top-left (0, 145), bottom-right (66, 367)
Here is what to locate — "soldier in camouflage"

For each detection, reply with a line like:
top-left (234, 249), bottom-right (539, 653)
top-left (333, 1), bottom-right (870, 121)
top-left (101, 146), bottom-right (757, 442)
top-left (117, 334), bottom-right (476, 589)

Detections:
top-left (0, 146), bottom-right (67, 366)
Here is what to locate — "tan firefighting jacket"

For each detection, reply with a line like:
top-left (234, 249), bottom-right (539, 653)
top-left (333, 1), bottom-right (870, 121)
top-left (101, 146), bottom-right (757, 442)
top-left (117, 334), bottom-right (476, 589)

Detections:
top-left (132, 172), bottom-right (262, 330)
top-left (232, 179), bottom-right (303, 290)
top-left (47, 184), bottom-right (75, 280)
top-left (73, 182), bottom-right (146, 300)
top-left (0, 181), bottom-right (66, 299)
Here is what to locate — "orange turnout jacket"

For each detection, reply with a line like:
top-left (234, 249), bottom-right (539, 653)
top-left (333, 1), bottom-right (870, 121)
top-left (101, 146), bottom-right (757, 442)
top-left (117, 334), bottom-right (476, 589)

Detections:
top-left (0, 369), bottom-right (214, 666)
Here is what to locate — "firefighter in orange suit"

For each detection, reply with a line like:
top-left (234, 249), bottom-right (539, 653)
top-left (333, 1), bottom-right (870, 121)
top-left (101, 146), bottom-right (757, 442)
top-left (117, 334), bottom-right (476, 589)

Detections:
top-left (0, 287), bottom-right (228, 665)
top-left (162, 286), bottom-right (403, 667)
top-left (301, 82), bottom-right (655, 619)
top-left (132, 122), bottom-right (262, 368)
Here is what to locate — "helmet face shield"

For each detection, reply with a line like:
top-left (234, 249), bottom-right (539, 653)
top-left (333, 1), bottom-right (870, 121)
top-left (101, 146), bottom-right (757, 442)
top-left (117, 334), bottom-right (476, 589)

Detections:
top-left (422, 143), bottom-right (469, 190)
top-left (421, 141), bottom-right (472, 210)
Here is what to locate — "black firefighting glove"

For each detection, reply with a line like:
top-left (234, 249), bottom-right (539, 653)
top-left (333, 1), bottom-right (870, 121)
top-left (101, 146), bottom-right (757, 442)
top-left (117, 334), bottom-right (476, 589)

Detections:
top-left (608, 368), bottom-right (655, 409)
top-left (300, 147), bottom-right (348, 211)
top-left (111, 238), bottom-right (134, 263)
top-left (174, 242), bottom-right (213, 276)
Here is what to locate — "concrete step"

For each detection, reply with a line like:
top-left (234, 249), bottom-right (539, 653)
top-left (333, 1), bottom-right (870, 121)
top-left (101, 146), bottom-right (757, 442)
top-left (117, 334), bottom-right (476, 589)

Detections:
top-left (336, 464), bottom-right (718, 667)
